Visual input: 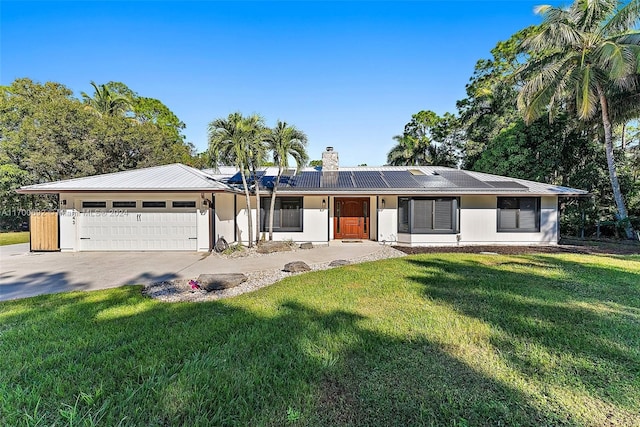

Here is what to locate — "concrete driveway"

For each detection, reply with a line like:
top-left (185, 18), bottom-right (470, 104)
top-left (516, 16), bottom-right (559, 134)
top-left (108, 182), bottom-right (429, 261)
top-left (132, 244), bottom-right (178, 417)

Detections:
top-left (0, 241), bottom-right (388, 301)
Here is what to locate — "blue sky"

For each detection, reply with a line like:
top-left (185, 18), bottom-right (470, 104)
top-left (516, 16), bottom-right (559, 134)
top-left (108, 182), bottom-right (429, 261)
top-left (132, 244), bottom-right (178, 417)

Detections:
top-left (1, 1), bottom-right (555, 166)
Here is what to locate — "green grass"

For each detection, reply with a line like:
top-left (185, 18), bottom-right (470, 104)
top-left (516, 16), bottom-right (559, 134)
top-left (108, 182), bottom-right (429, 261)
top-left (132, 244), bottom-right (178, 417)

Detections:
top-left (0, 231), bottom-right (29, 246)
top-left (1, 253), bottom-right (639, 426)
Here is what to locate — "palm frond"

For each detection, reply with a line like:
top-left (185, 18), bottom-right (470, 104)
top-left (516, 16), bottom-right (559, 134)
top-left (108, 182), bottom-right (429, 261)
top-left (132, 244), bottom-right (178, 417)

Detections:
top-left (602, 0), bottom-right (640, 35)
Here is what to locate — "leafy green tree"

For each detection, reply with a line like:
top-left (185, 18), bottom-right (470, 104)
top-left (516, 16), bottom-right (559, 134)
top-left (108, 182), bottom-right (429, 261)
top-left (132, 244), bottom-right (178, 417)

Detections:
top-left (516, 0), bottom-right (640, 239)
top-left (104, 82), bottom-right (195, 165)
top-left (265, 121), bottom-right (309, 241)
top-left (0, 78), bottom-right (196, 229)
top-left (208, 112), bottom-right (265, 247)
top-left (457, 27), bottom-right (538, 169)
top-left (387, 134), bottom-right (427, 166)
top-left (387, 110), bottom-right (461, 167)
top-left (81, 81), bottom-right (132, 117)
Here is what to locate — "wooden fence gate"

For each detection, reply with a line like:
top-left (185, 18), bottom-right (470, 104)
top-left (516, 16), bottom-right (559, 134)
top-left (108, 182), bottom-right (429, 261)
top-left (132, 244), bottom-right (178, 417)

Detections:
top-left (30, 211), bottom-right (59, 251)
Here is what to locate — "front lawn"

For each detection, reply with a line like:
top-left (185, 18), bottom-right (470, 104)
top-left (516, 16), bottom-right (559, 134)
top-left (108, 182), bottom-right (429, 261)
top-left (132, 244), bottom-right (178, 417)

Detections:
top-left (0, 231), bottom-right (29, 246)
top-left (1, 253), bottom-right (638, 426)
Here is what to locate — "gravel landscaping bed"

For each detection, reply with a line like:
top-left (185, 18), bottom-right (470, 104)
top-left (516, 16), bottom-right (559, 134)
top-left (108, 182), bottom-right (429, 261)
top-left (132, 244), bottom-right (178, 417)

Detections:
top-left (143, 244), bottom-right (406, 302)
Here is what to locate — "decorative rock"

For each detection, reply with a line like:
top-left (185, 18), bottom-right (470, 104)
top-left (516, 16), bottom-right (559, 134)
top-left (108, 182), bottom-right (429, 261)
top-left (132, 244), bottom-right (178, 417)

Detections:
top-left (329, 259), bottom-right (351, 267)
top-left (197, 273), bottom-right (248, 291)
top-left (299, 242), bottom-right (314, 250)
top-left (257, 241), bottom-right (293, 254)
top-left (283, 261), bottom-right (311, 273)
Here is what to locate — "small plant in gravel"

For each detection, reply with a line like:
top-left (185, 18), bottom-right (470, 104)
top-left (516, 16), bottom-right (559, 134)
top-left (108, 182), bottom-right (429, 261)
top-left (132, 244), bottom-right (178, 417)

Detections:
top-left (222, 243), bottom-right (245, 255)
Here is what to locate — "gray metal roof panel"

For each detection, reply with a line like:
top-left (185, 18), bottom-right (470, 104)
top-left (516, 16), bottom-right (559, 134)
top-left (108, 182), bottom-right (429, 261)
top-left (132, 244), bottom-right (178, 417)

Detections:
top-left (18, 164), bottom-right (229, 193)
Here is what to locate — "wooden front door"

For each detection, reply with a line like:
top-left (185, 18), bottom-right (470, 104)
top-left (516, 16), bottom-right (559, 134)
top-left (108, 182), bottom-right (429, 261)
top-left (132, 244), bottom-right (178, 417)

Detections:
top-left (334, 198), bottom-right (369, 239)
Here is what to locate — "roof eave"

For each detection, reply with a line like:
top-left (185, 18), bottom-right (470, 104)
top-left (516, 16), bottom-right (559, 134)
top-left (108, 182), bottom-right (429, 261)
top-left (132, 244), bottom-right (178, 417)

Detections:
top-left (16, 188), bottom-right (229, 194)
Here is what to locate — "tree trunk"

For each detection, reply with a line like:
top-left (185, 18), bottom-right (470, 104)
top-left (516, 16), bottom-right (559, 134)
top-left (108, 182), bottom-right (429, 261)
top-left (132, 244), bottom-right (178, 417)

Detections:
top-left (268, 167), bottom-right (282, 241)
top-left (596, 84), bottom-right (635, 239)
top-left (240, 171), bottom-right (253, 248)
top-left (255, 177), bottom-right (262, 244)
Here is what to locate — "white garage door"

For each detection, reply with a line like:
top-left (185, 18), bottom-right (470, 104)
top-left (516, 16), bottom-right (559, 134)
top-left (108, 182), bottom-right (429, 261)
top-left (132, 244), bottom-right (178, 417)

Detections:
top-left (78, 211), bottom-right (198, 251)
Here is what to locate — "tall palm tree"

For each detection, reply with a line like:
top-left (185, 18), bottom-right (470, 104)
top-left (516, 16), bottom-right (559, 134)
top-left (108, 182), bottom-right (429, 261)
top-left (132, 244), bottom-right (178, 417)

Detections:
top-left (208, 112), bottom-right (265, 247)
top-left (516, 0), bottom-right (640, 239)
top-left (265, 121), bottom-right (309, 240)
top-left (386, 134), bottom-right (428, 166)
top-left (81, 81), bottom-right (132, 117)
top-left (244, 115), bottom-right (268, 244)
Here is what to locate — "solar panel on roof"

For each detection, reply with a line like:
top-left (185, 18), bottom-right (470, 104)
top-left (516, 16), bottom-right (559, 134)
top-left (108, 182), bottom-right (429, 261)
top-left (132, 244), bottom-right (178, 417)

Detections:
top-left (259, 176), bottom-right (276, 189)
top-left (435, 170), bottom-right (492, 189)
top-left (485, 181), bottom-right (528, 189)
top-left (227, 170), bottom-right (266, 184)
top-left (337, 172), bottom-right (355, 188)
top-left (320, 172), bottom-right (338, 188)
top-left (413, 175), bottom-right (455, 188)
top-left (381, 171), bottom-right (422, 188)
top-left (289, 172), bottom-right (320, 188)
top-left (353, 171), bottom-right (389, 188)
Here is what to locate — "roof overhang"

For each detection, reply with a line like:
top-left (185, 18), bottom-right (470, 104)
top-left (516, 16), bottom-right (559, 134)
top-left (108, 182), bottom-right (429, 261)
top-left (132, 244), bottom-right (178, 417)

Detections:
top-left (16, 188), bottom-right (228, 194)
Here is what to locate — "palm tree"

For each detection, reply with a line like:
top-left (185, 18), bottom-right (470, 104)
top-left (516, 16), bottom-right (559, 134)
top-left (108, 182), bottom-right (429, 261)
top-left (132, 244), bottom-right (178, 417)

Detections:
top-left (81, 81), bottom-right (132, 117)
top-left (386, 134), bottom-right (428, 166)
top-left (265, 121), bottom-right (309, 240)
top-left (208, 112), bottom-right (265, 248)
top-left (244, 115), bottom-right (268, 244)
top-left (516, 0), bottom-right (640, 239)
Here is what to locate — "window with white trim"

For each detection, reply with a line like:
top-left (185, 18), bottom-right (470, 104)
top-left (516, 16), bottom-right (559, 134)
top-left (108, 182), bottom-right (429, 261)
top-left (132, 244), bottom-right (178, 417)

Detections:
top-left (82, 201), bottom-right (106, 208)
top-left (112, 201), bottom-right (136, 208)
top-left (260, 197), bottom-right (303, 232)
top-left (142, 201), bottom-right (166, 208)
top-left (398, 197), bottom-right (459, 234)
top-left (497, 197), bottom-right (540, 232)
top-left (172, 201), bottom-right (196, 208)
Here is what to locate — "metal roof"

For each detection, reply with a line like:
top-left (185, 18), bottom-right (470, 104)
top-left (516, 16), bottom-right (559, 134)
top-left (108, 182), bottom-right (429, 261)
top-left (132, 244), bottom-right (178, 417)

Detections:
top-left (17, 164), bottom-right (230, 193)
top-left (254, 167), bottom-right (587, 196)
top-left (17, 164), bottom-right (588, 196)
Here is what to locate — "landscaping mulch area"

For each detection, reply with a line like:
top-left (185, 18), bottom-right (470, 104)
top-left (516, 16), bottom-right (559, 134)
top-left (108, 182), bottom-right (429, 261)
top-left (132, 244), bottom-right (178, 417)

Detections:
top-left (393, 239), bottom-right (639, 256)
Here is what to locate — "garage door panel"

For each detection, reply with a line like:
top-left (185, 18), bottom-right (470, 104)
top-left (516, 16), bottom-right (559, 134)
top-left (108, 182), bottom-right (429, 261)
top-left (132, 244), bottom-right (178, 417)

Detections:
top-left (79, 211), bottom-right (197, 251)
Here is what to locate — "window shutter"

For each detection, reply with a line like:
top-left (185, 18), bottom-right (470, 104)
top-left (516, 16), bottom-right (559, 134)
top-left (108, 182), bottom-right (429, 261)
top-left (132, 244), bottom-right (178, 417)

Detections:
top-left (518, 198), bottom-right (537, 230)
top-left (398, 198), bottom-right (410, 233)
top-left (280, 200), bottom-right (300, 229)
top-left (500, 209), bottom-right (518, 229)
top-left (434, 199), bottom-right (453, 230)
top-left (413, 199), bottom-right (432, 232)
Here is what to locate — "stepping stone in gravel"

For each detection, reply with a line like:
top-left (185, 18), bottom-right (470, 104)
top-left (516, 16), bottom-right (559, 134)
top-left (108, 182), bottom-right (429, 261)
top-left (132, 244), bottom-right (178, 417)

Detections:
top-left (299, 242), bottom-right (313, 249)
top-left (257, 241), bottom-right (293, 254)
top-left (283, 261), bottom-right (311, 273)
top-left (329, 259), bottom-right (351, 267)
top-left (197, 273), bottom-right (248, 291)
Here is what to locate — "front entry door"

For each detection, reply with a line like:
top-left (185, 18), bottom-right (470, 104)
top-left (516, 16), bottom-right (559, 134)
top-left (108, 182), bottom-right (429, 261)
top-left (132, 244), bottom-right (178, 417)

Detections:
top-left (334, 198), bottom-right (369, 239)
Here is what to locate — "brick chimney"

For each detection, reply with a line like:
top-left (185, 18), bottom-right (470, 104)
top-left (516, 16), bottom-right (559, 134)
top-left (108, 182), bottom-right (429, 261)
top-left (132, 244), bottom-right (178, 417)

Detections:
top-left (322, 146), bottom-right (338, 171)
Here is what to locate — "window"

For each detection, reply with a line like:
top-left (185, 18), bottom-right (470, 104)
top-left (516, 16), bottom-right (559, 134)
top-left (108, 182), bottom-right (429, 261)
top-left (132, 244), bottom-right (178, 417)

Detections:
top-left (112, 201), bottom-right (136, 208)
top-left (172, 201), bottom-right (196, 208)
top-left (142, 201), bottom-right (166, 208)
top-left (497, 197), bottom-right (540, 232)
top-left (82, 201), bottom-right (106, 208)
top-left (398, 197), bottom-right (459, 234)
top-left (260, 197), bottom-right (303, 232)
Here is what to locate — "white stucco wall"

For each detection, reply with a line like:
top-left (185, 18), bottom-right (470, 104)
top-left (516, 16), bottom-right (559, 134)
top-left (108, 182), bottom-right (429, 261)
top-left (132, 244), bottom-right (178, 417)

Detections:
top-left (230, 194), bottom-right (330, 244)
top-left (377, 196), bottom-right (398, 244)
top-left (457, 195), bottom-right (558, 245)
top-left (213, 193), bottom-right (236, 244)
top-left (393, 195), bottom-right (559, 246)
